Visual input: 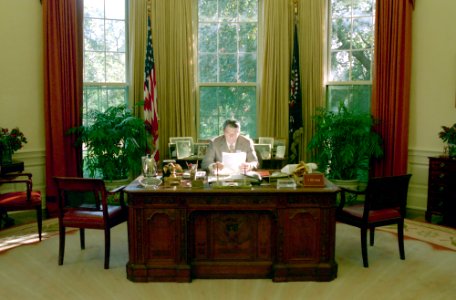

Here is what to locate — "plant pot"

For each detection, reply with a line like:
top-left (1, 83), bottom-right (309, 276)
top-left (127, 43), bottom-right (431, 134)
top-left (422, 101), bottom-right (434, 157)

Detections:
top-left (0, 147), bottom-right (13, 165)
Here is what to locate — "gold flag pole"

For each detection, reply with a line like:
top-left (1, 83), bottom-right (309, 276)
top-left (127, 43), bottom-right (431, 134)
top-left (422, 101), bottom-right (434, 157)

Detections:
top-left (293, 0), bottom-right (298, 24)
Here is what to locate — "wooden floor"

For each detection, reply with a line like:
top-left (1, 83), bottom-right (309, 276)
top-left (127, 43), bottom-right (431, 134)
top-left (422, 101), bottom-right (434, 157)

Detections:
top-left (0, 210), bottom-right (455, 299)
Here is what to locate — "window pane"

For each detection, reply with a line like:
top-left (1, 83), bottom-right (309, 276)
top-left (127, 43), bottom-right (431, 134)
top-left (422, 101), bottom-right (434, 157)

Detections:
top-left (219, 0), bottom-right (237, 21)
top-left (83, 86), bottom-right (127, 124)
top-left (198, 0), bottom-right (258, 140)
top-left (331, 0), bottom-right (351, 18)
top-left (352, 17), bottom-right (373, 49)
top-left (351, 50), bottom-right (372, 81)
top-left (84, 18), bottom-right (105, 51)
top-left (105, 0), bottom-right (125, 19)
top-left (331, 18), bottom-right (351, 50)
top-left (199, 0), bottom-right (218, 21)
top-left (106, 52), bottom-right (125, 82)
top-left (219, 23), bottom-right (238, 53)
top-left (105, 19), bottom-right (125, 52)
top-left (84, 51), bottom-right (105, 82)
top-left (239, 53), bottom-right (256, 82)
top-left (199, 23), bottom-right (218, 53)
top-left (239, 22), bottom-right (257, 52)
top-left (239, 0), bottom-right (258, 21)
top-left (327, 85), bottom-right (371, 114)
top-left (219, 54), bottom-right (237, 82)
top-left (199, 86), bottom-right (256, 139)
top-left (199, 54), bottom-right (218, 82)
top-left (84, 0), bottom-right (104, 18)
top-left (353, 0), bottom-right (374, 16)
top-left (330, 51), bottom-right (350, 81)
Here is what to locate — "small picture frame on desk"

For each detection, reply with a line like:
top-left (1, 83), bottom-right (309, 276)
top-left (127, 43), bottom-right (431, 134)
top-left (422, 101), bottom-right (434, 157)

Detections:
top-left (168, 143), bottom-right (177, 158)
top-left (176, 140), bottom-right (193, 159)
top-left (275, 146), bottom-right (286, 159)
top-left (274, 139), bottom-right (287, 158)
top-left (254, 143), bottom-right (272, 160)
top-left (170, 136), bottom-right (193, 145)
top-left (258, 137), bottom-right (274, 148)
top-left (195, 143), bottom-right (208, 158)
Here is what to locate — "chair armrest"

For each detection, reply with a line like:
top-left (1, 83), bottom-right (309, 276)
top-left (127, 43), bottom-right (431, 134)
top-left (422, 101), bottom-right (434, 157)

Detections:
top-left (107, 185), bottom-right (126, 207)
top-left (337, 186), bottom-right (366, 210)
top-left (108, 185), bottom-right (126, 194)
top-left (0, 172), bottom-right (33, 180)
top-left (0, 176), bottom-right (33, 199)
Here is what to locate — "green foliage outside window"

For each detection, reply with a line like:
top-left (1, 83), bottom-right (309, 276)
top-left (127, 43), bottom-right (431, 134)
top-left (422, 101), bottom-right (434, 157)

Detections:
top-left (198, 0), bottom-right (258, 139)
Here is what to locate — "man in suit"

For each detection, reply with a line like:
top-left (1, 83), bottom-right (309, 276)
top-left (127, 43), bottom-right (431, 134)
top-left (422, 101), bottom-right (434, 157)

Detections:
top-left (202, 119), bottom-right (258, 173)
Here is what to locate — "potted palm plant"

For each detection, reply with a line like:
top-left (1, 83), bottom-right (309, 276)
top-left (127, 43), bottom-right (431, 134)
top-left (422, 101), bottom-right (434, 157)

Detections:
top-left (438, 123), bottom-right (456, 157)
top-left (307, 101), bottom-right (383, 188)
top-left (70, 105), bottom-right (149, 181)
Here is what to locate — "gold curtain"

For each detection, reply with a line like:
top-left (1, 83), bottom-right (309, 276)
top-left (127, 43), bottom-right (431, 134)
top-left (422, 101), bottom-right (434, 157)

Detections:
top-left (128, 0), bottom-right (148, 116)
top-left (130, 0), bottom-right (196, 160)
top-left (259, 0), bottom-right (326, 161)
top-left (297, 0), bottom-right (326, 161)
top-left (258, 0), bottom-right (293, 139)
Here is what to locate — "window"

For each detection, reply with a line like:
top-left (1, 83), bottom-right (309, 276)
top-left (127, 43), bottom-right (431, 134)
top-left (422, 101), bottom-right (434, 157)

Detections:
top-left (327, 0), bottom-right (375, 113)
top-left (83, 0), bottom-right (128, 124)
top-left (197, 0), bottom-right (258, 139)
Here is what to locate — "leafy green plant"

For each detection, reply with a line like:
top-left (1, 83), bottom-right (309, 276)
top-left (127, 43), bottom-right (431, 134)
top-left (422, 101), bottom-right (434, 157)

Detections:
top-left (70, 105), bottom-right (149, 181)
top-left (0, 127), bottom-right (27, 152)
top-left (307, 102), bottom-right (383, 181)
top-left (438, 123), bottom-right (456, 157)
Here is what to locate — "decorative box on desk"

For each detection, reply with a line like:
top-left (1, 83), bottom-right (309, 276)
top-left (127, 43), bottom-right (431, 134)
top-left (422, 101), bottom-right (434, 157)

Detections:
top-left (426, 156), bottom-right (456, 227)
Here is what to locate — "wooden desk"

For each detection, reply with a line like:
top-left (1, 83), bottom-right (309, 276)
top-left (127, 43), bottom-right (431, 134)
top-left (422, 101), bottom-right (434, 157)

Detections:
top-left (125, 178), bottom-right (339, 282)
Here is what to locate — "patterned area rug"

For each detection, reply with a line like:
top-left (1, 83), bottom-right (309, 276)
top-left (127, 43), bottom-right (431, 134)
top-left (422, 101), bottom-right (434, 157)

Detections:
top-left (377, 219), bottom-right (456, 251)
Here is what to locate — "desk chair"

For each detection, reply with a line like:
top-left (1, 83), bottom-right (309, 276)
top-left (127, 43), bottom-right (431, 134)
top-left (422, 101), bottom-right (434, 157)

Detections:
top-left (336, 174), bottom-right (412, 267)
top-left (53, 177), bottom-right (128, 269)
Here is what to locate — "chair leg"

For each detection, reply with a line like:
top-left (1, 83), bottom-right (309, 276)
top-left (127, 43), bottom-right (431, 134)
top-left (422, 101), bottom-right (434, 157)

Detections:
top-left (58, 225), bottom-right (65, 265)
top-left (398, 221), bottom-right (405, 260)
top-left (80, 228), bottom-right (85, 249)
top-left (361, 227), bottom-right (369, 268)
top-left (36, 207), bottom-right (42, 241)
top-left (369, 226), bottom-right (375, 246)
top-left (104, 228), bottom-right (111, 269)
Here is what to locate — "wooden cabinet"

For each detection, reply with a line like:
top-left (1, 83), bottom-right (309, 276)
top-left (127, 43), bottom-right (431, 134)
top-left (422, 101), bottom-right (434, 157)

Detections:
top-left (125, 179), bottom-right (339, 282)
top-left (426, 157), bottom-right (456, 227)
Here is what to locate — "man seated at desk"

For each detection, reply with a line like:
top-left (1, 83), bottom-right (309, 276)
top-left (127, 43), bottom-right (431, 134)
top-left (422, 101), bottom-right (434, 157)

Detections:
top-left (202, 119), bottom-right (258, 174)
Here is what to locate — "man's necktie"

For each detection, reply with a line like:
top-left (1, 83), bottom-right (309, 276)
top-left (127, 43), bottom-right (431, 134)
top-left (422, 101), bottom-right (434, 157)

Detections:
top-left (229, 144), bottom-right (235, 153)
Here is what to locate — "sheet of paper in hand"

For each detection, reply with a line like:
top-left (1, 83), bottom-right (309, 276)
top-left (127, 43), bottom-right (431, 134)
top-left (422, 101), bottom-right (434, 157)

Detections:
top-left (221, 151), bottom-right (247, 174)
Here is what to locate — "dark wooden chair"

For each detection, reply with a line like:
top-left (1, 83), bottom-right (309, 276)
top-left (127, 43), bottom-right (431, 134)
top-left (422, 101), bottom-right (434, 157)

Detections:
top-left (53, 177), bottom-right (128, 269)
top-left (0, 173), bottom-right (42, 240)
top-left (336, 174), bottom-right (412, 267)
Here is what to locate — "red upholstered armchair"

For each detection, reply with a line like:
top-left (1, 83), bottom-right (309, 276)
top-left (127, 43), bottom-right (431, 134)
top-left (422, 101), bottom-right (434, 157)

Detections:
top-left (53, 177), bottom-right (128, 269)
top-left (336, 174), bottom-right (412, 267)
top-left (0, 173), bottom-right (42, 240)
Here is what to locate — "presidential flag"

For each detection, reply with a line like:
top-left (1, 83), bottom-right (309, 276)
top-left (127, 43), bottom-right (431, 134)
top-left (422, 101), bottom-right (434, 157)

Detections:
top-left (288, 25), bottom-right (303, 164)
top-left (144, 16), bottom-right (159, 161)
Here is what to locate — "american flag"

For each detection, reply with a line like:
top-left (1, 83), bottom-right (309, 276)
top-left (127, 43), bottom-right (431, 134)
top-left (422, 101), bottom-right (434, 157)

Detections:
top-left (288, 25), bottom-right (303, 164)
top-left (144, 16), bottom-right (159, 161)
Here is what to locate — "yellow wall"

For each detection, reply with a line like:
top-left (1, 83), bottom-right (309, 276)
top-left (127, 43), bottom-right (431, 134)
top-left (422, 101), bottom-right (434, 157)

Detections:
top-left (407, 0), bottom-right (456, 209)
top-left (0, 0), bottom-right (45, 193)
top-left (1, 0), bottom-right (456, 210)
